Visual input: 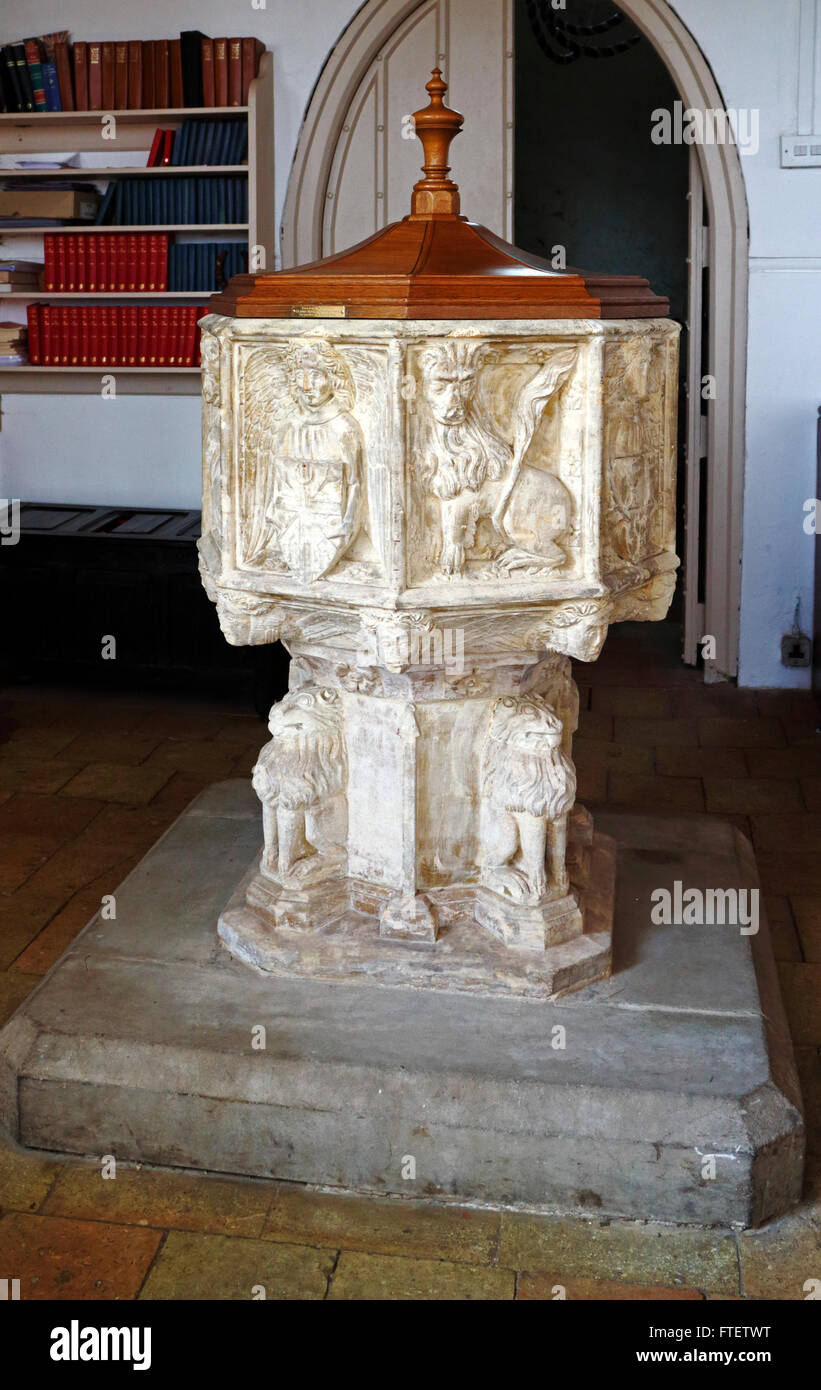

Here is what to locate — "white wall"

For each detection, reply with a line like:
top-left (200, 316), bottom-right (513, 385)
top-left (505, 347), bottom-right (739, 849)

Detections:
top-left (2, 0), bottom-right (820, 685)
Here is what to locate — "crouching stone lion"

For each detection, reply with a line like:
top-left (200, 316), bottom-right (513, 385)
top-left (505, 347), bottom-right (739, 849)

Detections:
top-left (479, 693), bottom-right (576, 906)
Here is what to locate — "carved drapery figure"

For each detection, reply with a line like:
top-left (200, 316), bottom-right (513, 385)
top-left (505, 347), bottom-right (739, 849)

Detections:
top-left (479, 693), bottom-right (577, 906)
top-left (244, 340), bottom-right (364, 581)
top-left (252, 684), bottom-right (348, 888)
top-left (414, 342), bottom-right (577, 577)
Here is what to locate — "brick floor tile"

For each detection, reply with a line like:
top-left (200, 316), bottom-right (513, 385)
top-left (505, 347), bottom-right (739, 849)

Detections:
top-left (517, 1273), bottom-right (703, 1300)
top-left (0, 970), bottom-right (41, 1024)
top-left (790, 896), bottom-right (821, 963)
top-left (802, 777), bottom-right (821, 811)
top-left (573, 739), bottom-right (654, 775)
top-left (139, 1231), bottom-right (332, 1300)
top-left (756, 853), bottom-right (821, 896)
top-left (44, 1163), bottom-right (273, 1238)
top-left (739, 1213), bottom-right (821, 1299)
top-left (59, 733), bottom-right (162, 766)
top-left (698, 717), bottom-right (786, 748)
top-left (576, 766), bottom-right (607, 802)
top-left (0, 757), bottom-right (83, 796)
top-left (262, 1186), bottom-right (499, 1265)
top-left (60, 762), bottom-right (174, 805)
top-left (498, 1214), bottom-right (738, 1293)
top-left (746, 747), bottom-right (821, 778)
top-left (750, 814), bottom-right (821, 855)
top-left (0, 727), bottom-right (78, 759)
top-left (577, 711), bottom-right (614, 740)
top-left (670, 688), bottom-right (760, 718)
top-left (144, 740), bottom-right (240, 778)
top-left (147, 772), bottom-right (215, 817)
top-left (655, 746), bottom-right (747, 778)
top-left (608, 773), bottom-right (704, 812)
top-left (704, 778), bottom-right (804, 815)
top-left (214, 717), bottom-right (266, 745)
top-left (0, 886), bottom-right (66, 970)
top-left (613, 717), bottom-right (699, 747)
top-left (0, 792), bottom-right (102, 843)
top-left (763, 897), bottom-right (803, 963)
top-left (327, 1250), bottom-right (514, 1300)
top-left (777, 964), bottom-right (821, 1045)
top-left (591, 688), bottom-right (673, 718)
top-left (0, 1140), bottom-right (62, 1214)
top-left (11, 885), bottom-right (115, 976)
top-left (795, 1048), bottom-right (821, 1154)
top-left (0, 1211), bottom-right (161, 1300)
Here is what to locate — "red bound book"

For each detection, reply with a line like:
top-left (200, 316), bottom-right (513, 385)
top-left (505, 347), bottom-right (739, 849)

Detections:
top-left (162, 130), bottom-right (173, 165)
top-left (157, 306), bottom-right (170, 365)
top-left (142, 41), bottom-right (156, 110)
top-left (183, 305), bottom-right (197, 365)
top-left (55, 236), bottom-right (67, 292)
top-left (88, 42), bottom-right (102, 112)
top-left (73, 41), bottom-right (89, 111)
top-left (44, 234), bottom-right (56, 291)
top-left (116, 235), bottom-right (128, 293)
top-left (155, 40), bottom-right (170, 109)
top-left (76, 236), bottom-right (86, 292)
top-left (159, 233), bottom-right (169, 289)
top-left (114, 42), bottom-right (128, 109)
top-left (127, 305), bottom-right (138, 365)
top-left (148, 305), bottom-right (159, 365)
top-left (101, 42), bottom-right (115, 110)
top-left (88, 305), bottom-right (99, 366)
top-left (201, 39), bottom-right (215, 105)
top-left (60, 306), bottom-right (72, 366)
top-left (41, 305), bottom-right (53, 365)
top-left (137, 306), bottom-right (149, 367)
top-left (241, 39), bottom-right (264, 104)
top-left (167, 305), bottom-right (179, 365)
top-left (66, 236), bottom-right (77, 292)
top-left (228, 39), bottom-right (242, 106)
top-left (147, 128), bottom-right (163, 168)
top-left (87, 234), bottom-right (99, 292)
top-left (26, 305), bottom-right (41, 365)
top-left (145, 233), bottom-right (157, 290)
top-left (55, 40), bottom-right (75, 111)
top-left (169, 39), bottom-right (183, 107)
top-left (213, 38), bottom-right (228, 107)
top-left (79, 305), bottom-right (89, 365)
top-left (127, 41), bottom-right (142, 110)
top-left (97, 305), bottom-right (108, 366)
top-left (69, 306), bottom-right (80, 367)
top-left (127, 233), bottom-right (139, 291)
top-left (112, 305), bottom-right (122, 366)
top-left (51, 306), bottom-right (62, 366)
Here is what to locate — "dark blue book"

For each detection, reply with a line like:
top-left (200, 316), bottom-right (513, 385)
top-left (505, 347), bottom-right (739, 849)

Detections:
top-left (95, 179), bottom-right (118, 226)
top-left (42, 61), bottom-right (61, 111)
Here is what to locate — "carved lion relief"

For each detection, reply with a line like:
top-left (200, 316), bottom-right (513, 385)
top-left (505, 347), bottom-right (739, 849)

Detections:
top-left (252, 684), bottom-right (348, 888)
top-left (479, 693), bottom-right (577, 906)
top-left (408, 340), bottom-right (579, 582)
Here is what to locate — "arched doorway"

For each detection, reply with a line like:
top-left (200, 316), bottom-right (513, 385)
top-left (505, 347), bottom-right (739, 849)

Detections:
top-left (281, 0), bottom-right (748, 680)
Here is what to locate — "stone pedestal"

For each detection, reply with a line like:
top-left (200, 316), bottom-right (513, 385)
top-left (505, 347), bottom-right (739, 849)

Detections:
top-left (0, 785), bottom-right (804, 1228)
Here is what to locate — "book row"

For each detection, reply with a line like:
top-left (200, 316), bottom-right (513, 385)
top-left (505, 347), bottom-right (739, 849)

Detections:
top-left (96, 176), bottom-right (247, 226)
top-left (26, 304), bottom-right (207, 366)
top-left (0, 32), bottom-right (264, 112)
top-left (168, 243), bottom-right (247, 292)
top-left (44, 234), bottom-right (170, 292)
top-left (147, 119), bottom-right (248, 168)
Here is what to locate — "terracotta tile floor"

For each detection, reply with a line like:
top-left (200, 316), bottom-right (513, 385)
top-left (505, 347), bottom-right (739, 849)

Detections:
top-left (0, 621), bottom-right (819, 1300)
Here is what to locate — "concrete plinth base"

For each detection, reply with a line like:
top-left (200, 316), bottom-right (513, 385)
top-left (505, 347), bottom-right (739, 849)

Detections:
top-left (0, 781), bottom-right (804, 1227)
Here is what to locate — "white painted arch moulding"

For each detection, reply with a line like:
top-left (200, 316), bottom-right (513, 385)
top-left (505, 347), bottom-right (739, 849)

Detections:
top-left (280, 0), bottom-right (748, 679)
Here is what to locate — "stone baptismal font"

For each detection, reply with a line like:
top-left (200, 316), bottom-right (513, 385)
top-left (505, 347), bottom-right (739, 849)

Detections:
top-left (199, 71), bottom-right (679, 995)
top-left (0, 71), bottom-right (804, 1228)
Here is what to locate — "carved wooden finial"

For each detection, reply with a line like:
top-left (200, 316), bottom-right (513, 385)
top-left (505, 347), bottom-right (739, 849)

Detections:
top-left (409, 68), bottom-right (464, 218)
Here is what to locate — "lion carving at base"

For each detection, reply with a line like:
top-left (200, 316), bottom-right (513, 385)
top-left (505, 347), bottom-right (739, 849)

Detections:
top-left (479, 693), bottom-right (577, 906)
top-left (252, 685), bottom-right (347, 888)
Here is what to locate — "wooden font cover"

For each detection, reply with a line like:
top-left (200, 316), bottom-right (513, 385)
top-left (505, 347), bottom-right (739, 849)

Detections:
top-left (210, 70), bottom-right (669, 321)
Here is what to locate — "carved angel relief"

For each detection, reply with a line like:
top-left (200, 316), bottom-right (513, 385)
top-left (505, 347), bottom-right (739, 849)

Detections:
top-left (238, 339), bottom-right (384, 585)
top-left (411, 341), bottom-right (578, 579)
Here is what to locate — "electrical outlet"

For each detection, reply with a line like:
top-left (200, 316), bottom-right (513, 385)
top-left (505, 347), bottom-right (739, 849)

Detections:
top-left (780, 135), bottom-right (821, 167)
top-left (781, 631), bottom-right (812, 667)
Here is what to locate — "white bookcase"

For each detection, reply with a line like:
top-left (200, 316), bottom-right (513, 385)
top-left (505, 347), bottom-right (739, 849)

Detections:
top-left (0, 49), bottom-right (273, 395)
